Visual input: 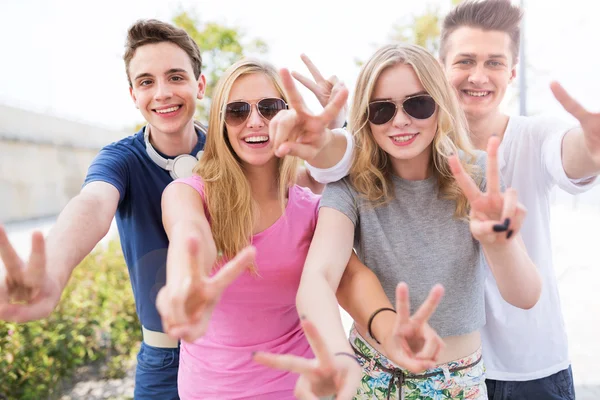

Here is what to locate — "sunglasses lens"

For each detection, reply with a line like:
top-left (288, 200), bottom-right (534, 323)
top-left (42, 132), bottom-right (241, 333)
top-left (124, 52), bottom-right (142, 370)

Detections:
top-left (257, 98), bottom-right (287, 120)
top-left (403, 96), bottom-right (436, 119)
top-left (225, 102), bottom-right (251, 126)
top-left (368, 102), bottom-right (397, 125)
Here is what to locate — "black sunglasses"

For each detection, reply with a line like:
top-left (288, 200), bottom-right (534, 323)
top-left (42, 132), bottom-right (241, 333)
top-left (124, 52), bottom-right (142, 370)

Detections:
top-left (368, 94), bottom-right (437, 125)
top-left (224, 97), bottom-right (288, 127)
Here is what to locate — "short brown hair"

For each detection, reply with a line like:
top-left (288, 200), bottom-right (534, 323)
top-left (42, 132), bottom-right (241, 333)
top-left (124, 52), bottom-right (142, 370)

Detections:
top-left (440, 0), bottom-right (523, 63)
top-left (123, 19), bottom-right (203, 86)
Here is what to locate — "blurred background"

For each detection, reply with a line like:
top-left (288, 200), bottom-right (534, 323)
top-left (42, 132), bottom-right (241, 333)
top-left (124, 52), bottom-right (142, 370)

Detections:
top-left (1, 0), bottom-right (598, 398)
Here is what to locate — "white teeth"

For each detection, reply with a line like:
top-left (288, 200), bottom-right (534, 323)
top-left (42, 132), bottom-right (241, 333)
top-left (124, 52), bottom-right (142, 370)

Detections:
top-left (156, 106), bottom-right (180, 114)
top-left (466, 91), bottom-right (490, 97)
top-left (392, 134), bottom-right (416, 143)
top-left (244, 136), bottom-right (269, 143)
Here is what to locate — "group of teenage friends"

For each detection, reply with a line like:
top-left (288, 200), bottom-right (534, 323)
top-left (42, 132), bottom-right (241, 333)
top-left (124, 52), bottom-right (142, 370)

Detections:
top-left (1, 0), bottom-right (599, 399)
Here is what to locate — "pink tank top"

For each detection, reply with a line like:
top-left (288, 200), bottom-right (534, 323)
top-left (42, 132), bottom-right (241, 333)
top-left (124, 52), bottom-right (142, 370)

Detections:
top-left (173, 175), bottom-right (319, 399)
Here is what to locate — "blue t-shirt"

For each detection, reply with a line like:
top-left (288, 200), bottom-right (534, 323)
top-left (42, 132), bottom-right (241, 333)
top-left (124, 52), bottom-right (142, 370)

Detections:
top-left (84, 126), bottom-right (206, 332)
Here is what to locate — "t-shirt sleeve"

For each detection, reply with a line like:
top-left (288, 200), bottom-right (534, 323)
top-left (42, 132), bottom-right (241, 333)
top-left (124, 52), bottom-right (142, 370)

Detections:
top-left (84, 144), bottom-right (130, 203)
top-left (170, 175), bottom-right (205, 195)
top-left (313, 193), bottom-right (321, 231)
top-left (287, 185), bottom-right (322, 233)
top-left (318, 178), bottom-right (359, 226)
top-left (168, 175), bottom-right (209, 215)
top-left (306, 188), bottom-right (322, 233)
top-left (538, 117), bottom-right (597, 194)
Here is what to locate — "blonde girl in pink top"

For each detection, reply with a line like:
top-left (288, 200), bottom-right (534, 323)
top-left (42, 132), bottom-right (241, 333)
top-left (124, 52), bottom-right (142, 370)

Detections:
top-left (155, 58), bottom-right (360, 399)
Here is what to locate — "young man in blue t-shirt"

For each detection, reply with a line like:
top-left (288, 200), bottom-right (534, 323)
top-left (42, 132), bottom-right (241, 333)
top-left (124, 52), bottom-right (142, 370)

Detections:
top-left (0, 19), bottom-right (351, 399)
top-left (0, 19), bottom-right (209, 399)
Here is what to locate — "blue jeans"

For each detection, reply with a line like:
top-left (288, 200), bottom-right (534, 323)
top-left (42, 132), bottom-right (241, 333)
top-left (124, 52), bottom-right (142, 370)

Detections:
top-left (134, 341), bottom-right (180, 400)
top-left (486, 366), bottom-right (575, 400)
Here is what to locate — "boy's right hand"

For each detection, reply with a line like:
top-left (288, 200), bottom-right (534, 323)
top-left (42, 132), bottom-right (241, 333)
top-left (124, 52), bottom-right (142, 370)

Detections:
top-left (0, 226), bottom-right (62, 322)
top-left (156, 239), bottom-right (255, 343)
top-left (292, 54), bottom-right (348, 130)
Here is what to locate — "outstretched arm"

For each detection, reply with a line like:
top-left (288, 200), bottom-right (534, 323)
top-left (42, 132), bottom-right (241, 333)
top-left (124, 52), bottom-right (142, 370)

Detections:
top-left (0, 181), bottom-right (118, 322)
top-left (337, 253), bottom-right (445, 372)
top-left (157, 182), bottom-right (255, 342)
top-left (551, 82), bottom-right (600, 180)
top-left (253, 206), bottom-right (361, 399)
top-left (449, 136), bottom-right (542, 309)
top-left (296, 207), bottom-right (355, 354)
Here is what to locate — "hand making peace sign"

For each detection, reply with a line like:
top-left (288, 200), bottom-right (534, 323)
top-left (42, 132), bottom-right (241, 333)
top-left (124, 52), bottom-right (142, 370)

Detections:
top-left (0, 226), bottom-right (61, 323)
top-left (449, 136), bottom-right (526, 244)
top-left (292, 54), bottom-right (348, 130)
top-left (156, 238), bottom-right (256, 343)
top-left (270, 67), bottom-right (348, 162)
top-left (378, 282), bottom-right (446, 374)
top-left (551, 81), bottom-right (600, 167)
top-left (254, 318), bottom-right (362, 400)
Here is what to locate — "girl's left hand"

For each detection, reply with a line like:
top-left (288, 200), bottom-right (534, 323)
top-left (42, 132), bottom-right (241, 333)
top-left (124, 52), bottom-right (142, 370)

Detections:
top-left (253, 319), bottom-right (362, 400)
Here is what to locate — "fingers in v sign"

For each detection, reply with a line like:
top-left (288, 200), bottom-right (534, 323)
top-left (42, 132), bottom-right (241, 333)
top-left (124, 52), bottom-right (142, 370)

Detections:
top-left (0, 226), bottom-right (61, 323)
top-left (253, 318), bottom-right (362, 400)
top-left (551, 80), bottom-right (600, 169)
top-left (291, 54), bottom-right (332, 106)
top-left (291, 54), bottom-right (345, 111)
top-left (448, 136), bottom-right (525, 244)
top-left (269, 68), bottom-right (348, 160)
top-left (0, 226), bottom-right (47, 303)
top-left (386, 282), bottom-right (445, 373)
top-left (157, 242), bottom-right (256, 343)
top-left (254, 319), bottom-right (333, 374)
top-left (550, 81), bottom-right (590, 122)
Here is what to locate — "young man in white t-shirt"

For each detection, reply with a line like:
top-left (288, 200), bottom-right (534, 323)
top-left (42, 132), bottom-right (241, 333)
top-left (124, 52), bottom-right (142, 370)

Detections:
top-left (440, 0), bottom-right (599, 399)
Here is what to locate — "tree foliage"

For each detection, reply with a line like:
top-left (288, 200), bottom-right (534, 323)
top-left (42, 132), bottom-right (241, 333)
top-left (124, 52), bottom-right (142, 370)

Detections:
top-left (354, 0), bottom-right (463, 67)
top-left (172, 10), bottom-right (268, 121)
top-left (389, 0), bottom-right (464, 57)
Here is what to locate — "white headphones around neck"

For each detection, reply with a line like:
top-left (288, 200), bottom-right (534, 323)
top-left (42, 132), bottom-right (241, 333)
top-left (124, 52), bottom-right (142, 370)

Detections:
top-left (144, 122), bottom-right (207, 180)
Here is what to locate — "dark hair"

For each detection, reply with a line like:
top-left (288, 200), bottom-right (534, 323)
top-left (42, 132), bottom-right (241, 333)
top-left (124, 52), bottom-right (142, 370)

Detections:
top-left (440, 0), bottom-right (523, 63)
top-left (123, 19), bottom-right (202, 86)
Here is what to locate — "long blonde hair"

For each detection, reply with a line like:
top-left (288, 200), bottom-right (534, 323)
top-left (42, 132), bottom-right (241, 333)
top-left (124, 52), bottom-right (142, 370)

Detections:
top-left (349, 43), bottom-right (478, 218)
top-left (193, 59), bottom-right (299, 271)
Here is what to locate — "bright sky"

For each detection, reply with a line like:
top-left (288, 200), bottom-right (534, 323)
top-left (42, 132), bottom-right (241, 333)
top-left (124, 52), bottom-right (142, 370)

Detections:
top-left (0, 0), bottom-right (598, 132)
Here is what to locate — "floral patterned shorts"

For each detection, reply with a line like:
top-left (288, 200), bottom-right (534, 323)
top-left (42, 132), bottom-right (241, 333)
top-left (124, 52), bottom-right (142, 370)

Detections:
top-left (349, 326), bottom-right (487, 400)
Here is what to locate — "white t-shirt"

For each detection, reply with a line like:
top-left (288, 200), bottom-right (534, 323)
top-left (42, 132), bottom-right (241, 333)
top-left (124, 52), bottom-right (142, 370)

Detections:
top-left (482, 115), bottom-right (596, 381)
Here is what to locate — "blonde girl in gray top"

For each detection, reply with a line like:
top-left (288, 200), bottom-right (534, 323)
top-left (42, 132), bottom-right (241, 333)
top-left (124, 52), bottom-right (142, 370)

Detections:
top-left (254, 43), bottom-right (542, 400)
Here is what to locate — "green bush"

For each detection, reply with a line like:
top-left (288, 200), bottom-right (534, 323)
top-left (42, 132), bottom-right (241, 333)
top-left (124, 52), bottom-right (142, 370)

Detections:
top-left (0, 240), bottom-right (141, 400)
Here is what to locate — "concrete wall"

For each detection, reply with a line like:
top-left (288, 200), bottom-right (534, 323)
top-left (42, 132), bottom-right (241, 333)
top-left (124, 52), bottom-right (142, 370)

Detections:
top-left (0, 104), bottom-right (130, 223)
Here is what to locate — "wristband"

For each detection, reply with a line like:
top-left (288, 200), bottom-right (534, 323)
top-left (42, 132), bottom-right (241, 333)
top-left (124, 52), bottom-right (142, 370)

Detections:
top-left (304, 128), bottom-right (353, 184)
top-left (367, 307), bottom-right (396, 345)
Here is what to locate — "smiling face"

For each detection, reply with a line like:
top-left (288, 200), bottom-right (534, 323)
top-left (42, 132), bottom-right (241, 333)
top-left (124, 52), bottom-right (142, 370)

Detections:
top-left (128, 41), bottom-right (205, 138)
top-left (369, 63), bottom-right (438, 176)
top-left (443, 27), bottom-right (516, 121)
top-left (225, 72), bottom-right (284, 168)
